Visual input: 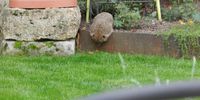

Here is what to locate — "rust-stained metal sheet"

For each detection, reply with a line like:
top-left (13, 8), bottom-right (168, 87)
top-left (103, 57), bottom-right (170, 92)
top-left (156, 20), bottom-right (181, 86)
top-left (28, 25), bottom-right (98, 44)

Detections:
top-left (78, 30), bottom-right (199, 58)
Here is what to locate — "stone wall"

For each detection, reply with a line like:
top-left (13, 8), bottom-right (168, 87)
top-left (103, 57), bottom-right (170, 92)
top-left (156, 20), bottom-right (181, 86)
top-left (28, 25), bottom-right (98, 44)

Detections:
top-left (2, 40), bottom-right (75, 56)
top-left (3, 7), bottom-right (81, 41)
top-left (0, 0), bottom-right (81, 56)
top-left (0, 0), bottom-right (7, 53)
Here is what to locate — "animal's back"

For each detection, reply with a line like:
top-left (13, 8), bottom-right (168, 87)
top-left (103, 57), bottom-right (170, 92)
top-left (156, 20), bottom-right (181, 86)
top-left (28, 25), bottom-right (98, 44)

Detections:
top-left (90, 12), bottom-right (113, 43)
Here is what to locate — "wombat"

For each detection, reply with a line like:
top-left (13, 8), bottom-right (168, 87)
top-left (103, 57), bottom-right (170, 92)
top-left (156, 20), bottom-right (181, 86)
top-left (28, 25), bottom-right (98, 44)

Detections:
top-left (90, 12), bottom-right (113, 43)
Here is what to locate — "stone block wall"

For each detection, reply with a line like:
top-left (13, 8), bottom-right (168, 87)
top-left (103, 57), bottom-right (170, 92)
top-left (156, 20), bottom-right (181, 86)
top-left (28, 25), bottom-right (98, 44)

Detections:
top-left (0, 0), bottom-right (81, 56)
top-left (2, 40), bottom-right (75, 56)
top-left (0, 0), bottom-right (7, 53)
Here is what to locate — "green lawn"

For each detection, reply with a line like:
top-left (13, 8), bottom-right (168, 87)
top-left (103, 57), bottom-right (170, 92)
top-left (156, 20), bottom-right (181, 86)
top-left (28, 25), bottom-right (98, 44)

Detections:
top-left (0, 52), bottom-right (200, 100)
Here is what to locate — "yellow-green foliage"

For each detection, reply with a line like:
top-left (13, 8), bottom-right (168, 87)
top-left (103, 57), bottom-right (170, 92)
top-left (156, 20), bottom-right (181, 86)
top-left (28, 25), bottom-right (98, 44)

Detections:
top-left (162, 23), bottom-right (200, 37)
top-left (161, 23), bottom-right (200, 56)
top-left (45, 41), bottom-right (54, 48)
top-left (28, 44), bottom-right (38, 50)
top-left (14, 41), bottom-right (22, 49)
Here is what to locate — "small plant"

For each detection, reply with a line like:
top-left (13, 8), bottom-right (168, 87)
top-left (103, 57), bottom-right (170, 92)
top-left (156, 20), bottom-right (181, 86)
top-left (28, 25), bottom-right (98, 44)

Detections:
top-left (78, 0), bottom-right (86, 15)
top-left (160, 23), bottom-right (200, 57)
top-left (28, 44), bottom-right (38, 50)
top-left (161, 6), bottom-right (181, 21)
top-left (14, 41), bottom-right (22, 49)
top-left (45, 41), bottom-right (54, 48)
top-left (114, 3), bottom-right (141, 29)
top-left (192, 12), bottom-right (200, 23)
top-left (179, 3), bottom-right (197, 21)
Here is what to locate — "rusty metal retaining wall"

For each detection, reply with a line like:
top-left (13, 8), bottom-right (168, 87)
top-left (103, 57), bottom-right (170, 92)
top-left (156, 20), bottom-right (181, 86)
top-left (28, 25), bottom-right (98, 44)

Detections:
top-left (78, 30), bottom-right (200, 58)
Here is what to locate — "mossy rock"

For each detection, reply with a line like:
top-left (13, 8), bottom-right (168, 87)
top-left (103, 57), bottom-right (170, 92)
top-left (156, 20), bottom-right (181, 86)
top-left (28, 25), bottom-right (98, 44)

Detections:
top-left (2, 40), bottom-right (75, 56)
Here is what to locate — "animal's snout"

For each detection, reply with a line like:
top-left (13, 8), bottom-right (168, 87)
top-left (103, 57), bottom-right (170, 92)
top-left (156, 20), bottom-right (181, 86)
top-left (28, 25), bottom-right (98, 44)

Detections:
top-left (91, 34), bottom-right (107, 43)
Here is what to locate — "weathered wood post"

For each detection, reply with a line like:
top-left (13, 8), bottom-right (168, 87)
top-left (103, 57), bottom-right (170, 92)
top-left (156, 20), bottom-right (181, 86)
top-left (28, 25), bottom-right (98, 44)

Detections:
top-left (86, 0), bottom-right (90, 23)
top-left (155, 0), bottom-right (162, 21)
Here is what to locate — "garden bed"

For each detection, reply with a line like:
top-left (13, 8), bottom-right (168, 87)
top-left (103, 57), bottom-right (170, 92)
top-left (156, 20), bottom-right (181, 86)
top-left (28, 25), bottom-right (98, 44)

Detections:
top-left (78, 23), bottom-right (200, 59)
top-left (132, 21), bottom-right (178, 34)
top-left (78, 0), bottom-right (200, 59)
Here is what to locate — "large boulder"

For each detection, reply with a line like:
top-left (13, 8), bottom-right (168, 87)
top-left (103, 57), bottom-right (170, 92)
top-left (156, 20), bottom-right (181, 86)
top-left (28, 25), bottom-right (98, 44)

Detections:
top-left (2, 6), bottom-right (81, 41)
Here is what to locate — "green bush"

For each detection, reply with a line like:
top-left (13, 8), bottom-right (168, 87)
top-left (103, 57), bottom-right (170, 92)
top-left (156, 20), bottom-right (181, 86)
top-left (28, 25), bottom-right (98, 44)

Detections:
top-left (78, 0), bottom-right (86, 17)
top-left (114, 3), bottom-right (141, 29)
top-left (162, 2), bottom-right (197, 21)
top-left (78, 0), bottom-right (116, 18)
top-left (179, 3), bottom-right (197, 21)
top-left (161, 6), bottom-right (181, 21)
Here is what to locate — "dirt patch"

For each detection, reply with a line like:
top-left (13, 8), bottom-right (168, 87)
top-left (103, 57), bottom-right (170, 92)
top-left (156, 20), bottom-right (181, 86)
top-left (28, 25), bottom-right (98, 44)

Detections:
top-left (80, 19), bottom-right (180, 34)
top-left (136, 21), bottom-right (179, 34)
top-left (115, 21), bottom-right (179, 34)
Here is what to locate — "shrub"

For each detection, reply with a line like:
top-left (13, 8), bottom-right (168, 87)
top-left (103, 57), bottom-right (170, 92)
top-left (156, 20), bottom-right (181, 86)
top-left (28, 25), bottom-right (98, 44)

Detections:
top-left (161, 5), bottom-right (181, 21)
top-left (78, 0), bottom-right (86, 18)
top-left (114, 3), bottom-right (141, 29)
top-left (179, 3), bottom-right (197, 21)
top-left (162, 2), bottom-right (197, 21)
top-left (78, 0), bottom-right (116, 18)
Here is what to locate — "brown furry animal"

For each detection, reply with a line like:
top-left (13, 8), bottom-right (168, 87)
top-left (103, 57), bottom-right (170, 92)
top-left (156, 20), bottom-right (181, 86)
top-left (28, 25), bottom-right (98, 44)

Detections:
top-left (90, 12), bottom-right (113, 43)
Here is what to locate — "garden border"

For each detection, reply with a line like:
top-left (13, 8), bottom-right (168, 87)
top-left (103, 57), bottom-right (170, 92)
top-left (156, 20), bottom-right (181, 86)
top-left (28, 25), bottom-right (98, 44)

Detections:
top-left (78, 30), bottom-right (200, 58)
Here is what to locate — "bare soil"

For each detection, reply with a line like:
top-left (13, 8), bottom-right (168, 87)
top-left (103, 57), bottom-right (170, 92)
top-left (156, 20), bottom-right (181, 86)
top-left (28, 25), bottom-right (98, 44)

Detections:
top-left (135, 21), bottom-right (179, 34)
top-left (80, 19), bottom-right (179, 34)
top-left (115, 21), bottom-right (179, 34)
